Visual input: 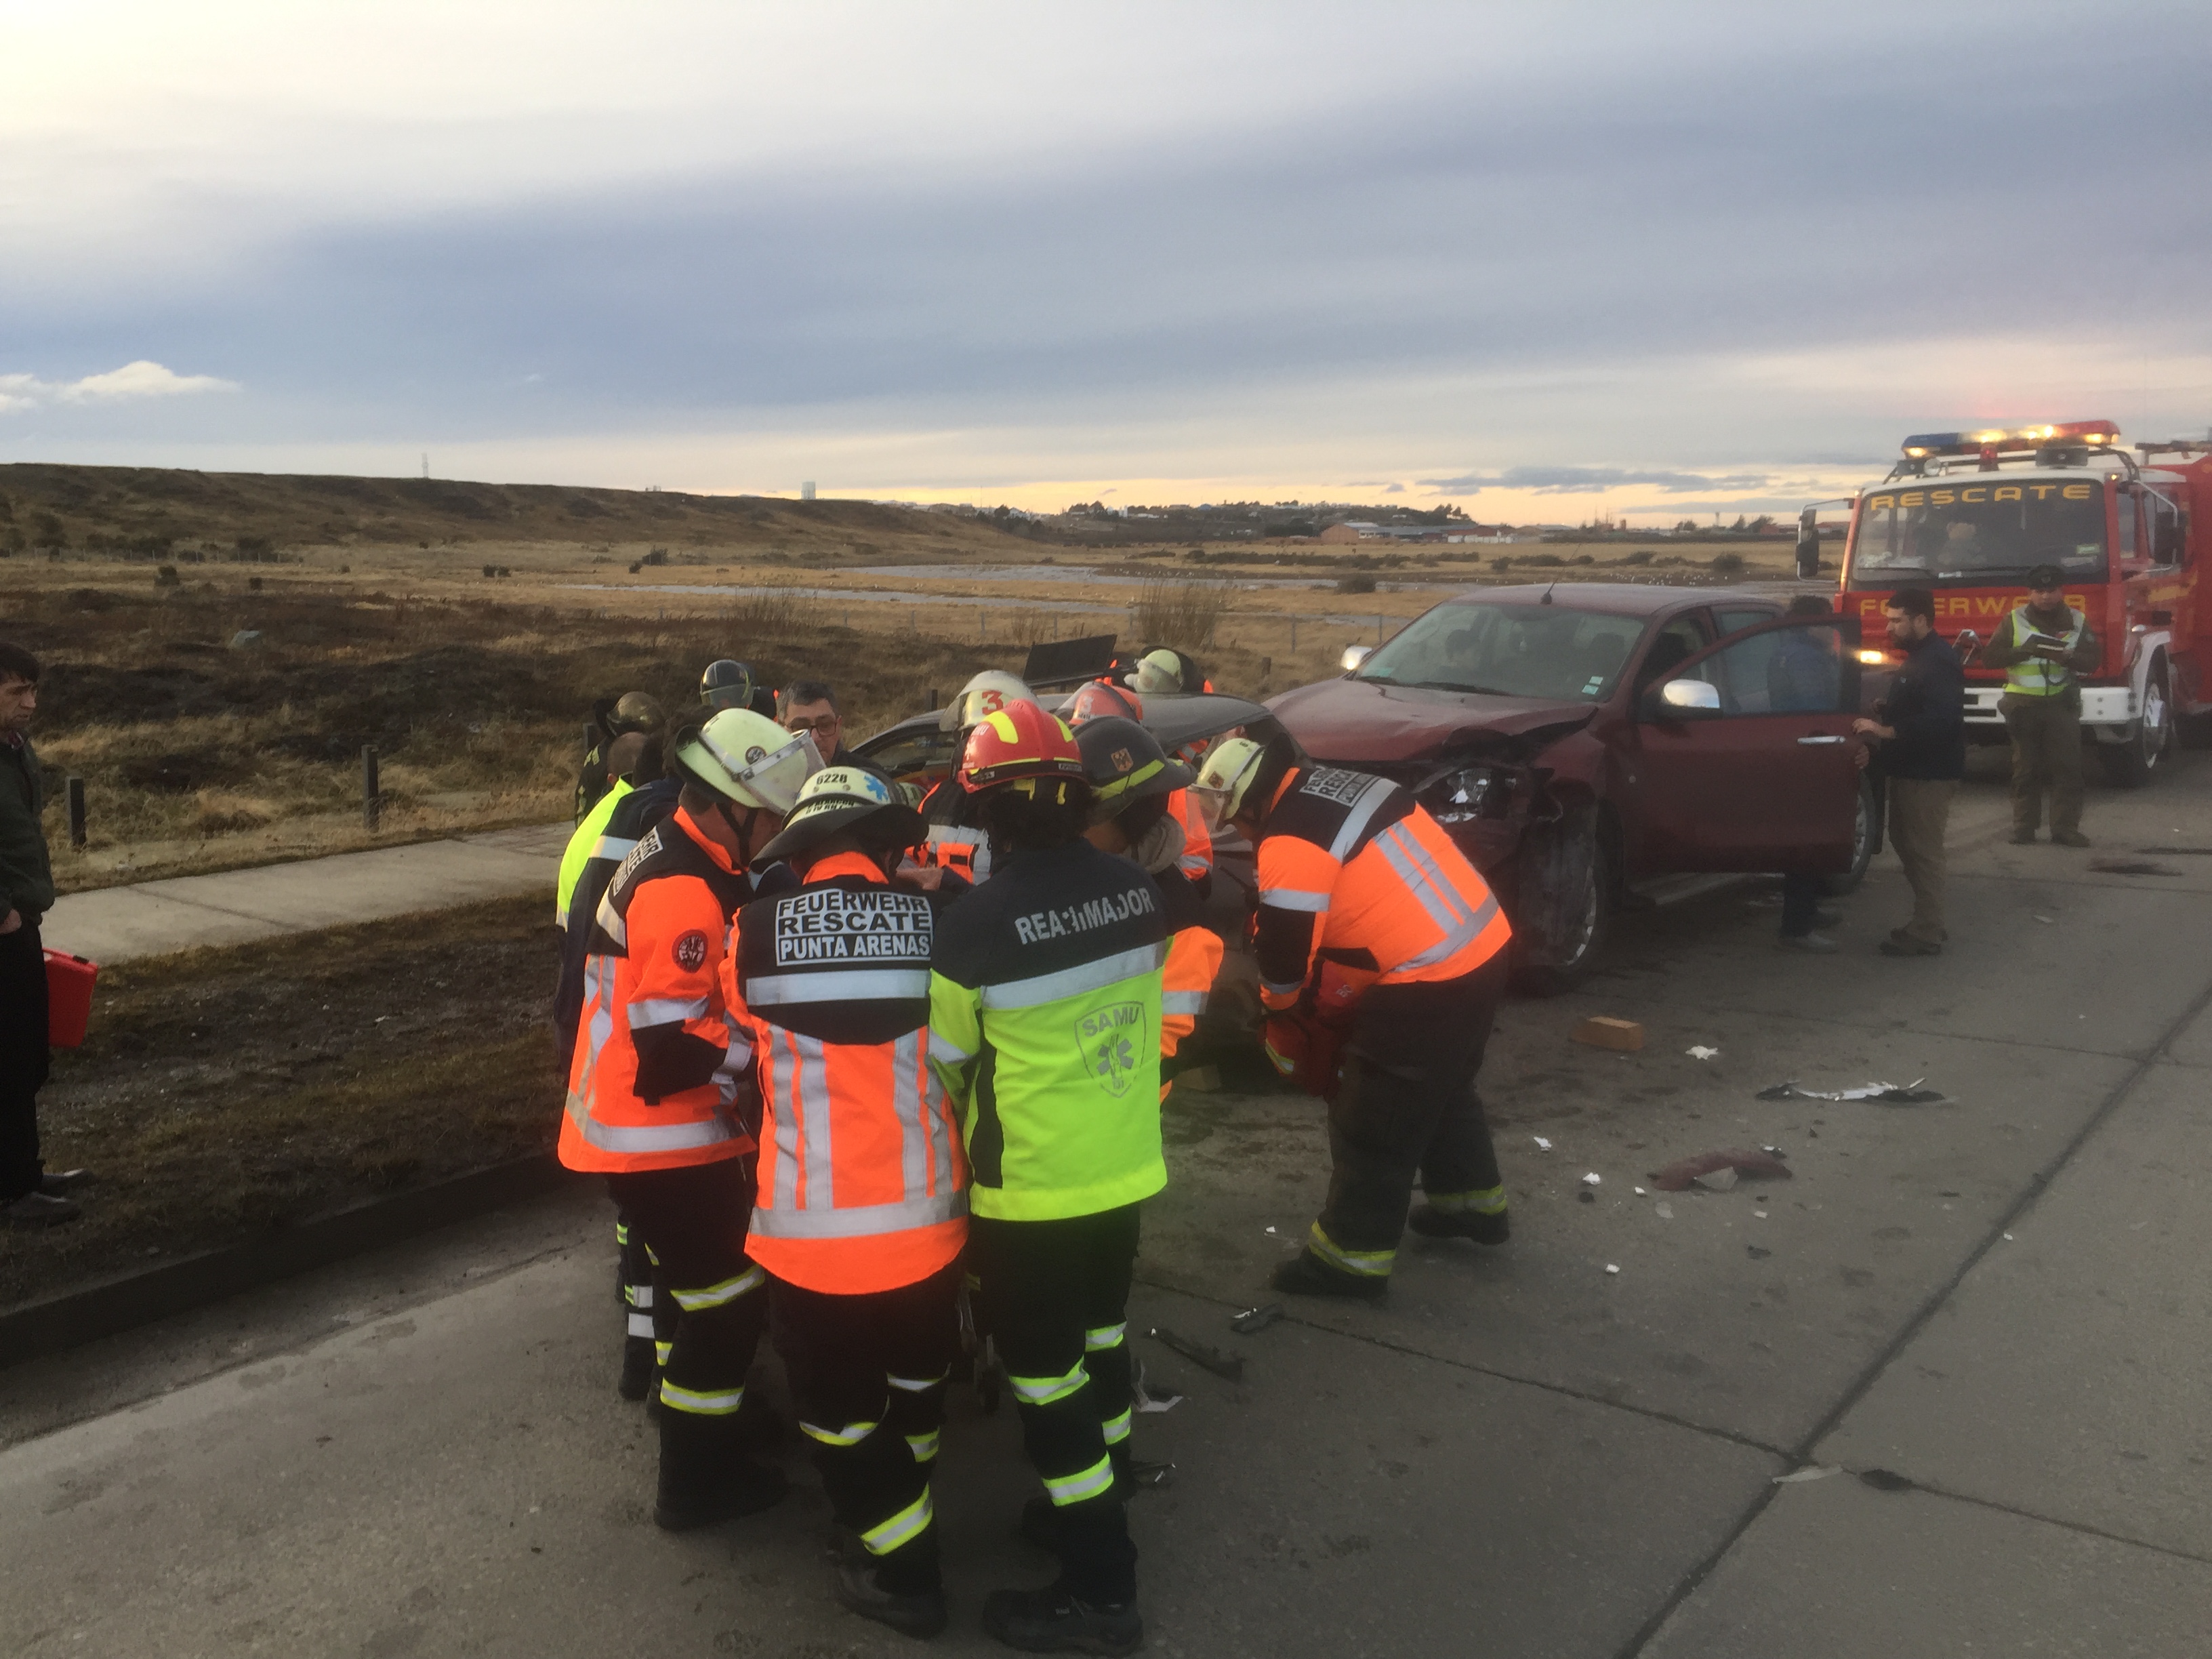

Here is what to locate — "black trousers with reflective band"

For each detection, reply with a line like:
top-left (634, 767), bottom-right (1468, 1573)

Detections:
top-left (968, 1205), bottom-right (1141, 1605)
top-left (770, 1258), bottom-right (963, 1593)
top-left (603, 1159), bottom-right (765, 1418)
top-left (1317, 956), bottom-right (1507, 1267)
top-left (0, 921), bottom-right (49, 1202)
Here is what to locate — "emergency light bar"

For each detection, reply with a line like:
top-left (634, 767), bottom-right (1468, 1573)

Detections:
top-left (1900, 420), bottom-right (2119, 460)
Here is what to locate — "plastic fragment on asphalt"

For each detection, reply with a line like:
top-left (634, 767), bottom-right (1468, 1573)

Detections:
top-left (2033, 915), bottom-right (2054, 924)
top-left (1604, 1264), bottom-right (1620, 1275)
top-left (1230, 1303), bottom-right (1284, 1335)
top-left (1264, 1225), bottom-right (1277, 1234)
top-left (1693, 1168), bottom-right (1739, 1192)
top-left (1572, 1016), bottom-right (1645, 1052)
top-left (1582, 1172), bottom-right (1602, 1186)
top-left (1685, 1045), bottom-right (1721, 1061)
top-left (1149, 1326), bottom-right (1246, 1383)
top-left (1132, 1359), bottom-right (1183, 1414)
top-left (1633, 1186), bottom-right (1646, 1195)
top-left (1533, 1136), bottom-right (1553, 1151)
top-left (1650, 1148), bottom-right (1793, 1191)
top-left (1655, 1203), bottom-right (1674, 1219)
top-left (2003, 1232), bottom-right (2014, 1241)
top-left (1758, 1078), bottom-right (1947, 1104)
top-left (1858, 1469), bottom-right (1914, 1492)
top-left (1772, 1465), bottom-right (1840, 1484)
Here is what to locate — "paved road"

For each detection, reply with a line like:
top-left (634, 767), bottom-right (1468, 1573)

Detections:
top-left (40, 823), bottom-right (573, 965)
top-left (6, 752), bottom-right (2211, 1657)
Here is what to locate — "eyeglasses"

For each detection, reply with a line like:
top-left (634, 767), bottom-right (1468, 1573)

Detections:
top-left (785, 714), bottom-right (840, 735)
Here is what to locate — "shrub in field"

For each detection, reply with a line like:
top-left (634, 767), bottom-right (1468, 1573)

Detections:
top-left (1335, 573), bottom-right (1378, 594)
top-left (727, 585), bottom-right (803, 639)
top-left (1711, 551), bottom-right (1747, 577)
top-left (1618, 550), bottom-right (1654, 567)
top-left (155, 565), bottom-right (180, 586)
top-left (1134, 579), bottom-right (1225, 648)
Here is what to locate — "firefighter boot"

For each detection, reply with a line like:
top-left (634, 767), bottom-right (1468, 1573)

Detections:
top-left (1408, 1202), bottom-right (1510, 1246)
top-left (1271, 1251), bottom-right (1388, 1302)
top-left (836, 1558), bottom-right (949, 1641)
top-left (982, 1582), bottom-right (1143, 1656)
top-left (653, 1406), bottom-right (789, 1532)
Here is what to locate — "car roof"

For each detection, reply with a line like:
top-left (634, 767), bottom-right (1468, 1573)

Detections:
top-left (1432, 582), bottom-right (1789, 618)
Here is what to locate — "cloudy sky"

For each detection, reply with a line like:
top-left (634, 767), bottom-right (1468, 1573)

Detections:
top-left (5, 0), bottom-right (2211, 522)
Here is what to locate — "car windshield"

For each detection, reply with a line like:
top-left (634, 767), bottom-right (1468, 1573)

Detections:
top-left (1847, 478), bottom-right (2108, 587)
top-left (1355, 601), bottom-right (1648, 701)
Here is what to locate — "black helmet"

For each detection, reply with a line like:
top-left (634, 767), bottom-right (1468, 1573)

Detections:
top-left (608, 691), bottom-right (667, 736)
top-left (1075, 717), bottom-right (1193, 819)
top-left (700, 659), bottom-right (754, 710)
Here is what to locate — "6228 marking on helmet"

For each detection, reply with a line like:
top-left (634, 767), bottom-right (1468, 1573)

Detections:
top-left (1077, 1002), bottom-right (1145, 1099)
top-left (672, 929), bottom-right (710, 972)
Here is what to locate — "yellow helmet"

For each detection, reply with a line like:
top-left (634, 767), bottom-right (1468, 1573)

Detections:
top-left (1189, 735), bottom-right (1269, 833)
top-left (671, 708), bottom-right (821, 813)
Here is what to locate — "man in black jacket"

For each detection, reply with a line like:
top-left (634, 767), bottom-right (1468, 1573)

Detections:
top-left (1853, 588), bottom-right (1965, 957)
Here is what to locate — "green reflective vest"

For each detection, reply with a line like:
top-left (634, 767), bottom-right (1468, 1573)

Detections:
top-left (557, 779), bottom-right (632, 928)
top-left (2003, 606), bottom-right (2086, 699)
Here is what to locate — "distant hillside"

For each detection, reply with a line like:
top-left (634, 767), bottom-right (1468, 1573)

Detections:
top-left (0, 463), bottom-right (1004, 558)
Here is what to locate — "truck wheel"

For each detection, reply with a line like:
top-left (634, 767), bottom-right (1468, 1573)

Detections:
top-left (2099, 660), bottom-right (2171, 787)
top-left (1827, 776), bottom-right (1879, 894)
top-left (1509, 811), bottom-right (1612, 998)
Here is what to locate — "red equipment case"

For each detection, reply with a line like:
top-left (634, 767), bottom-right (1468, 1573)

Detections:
top-left (43, 948), bottom-right (98, 1048)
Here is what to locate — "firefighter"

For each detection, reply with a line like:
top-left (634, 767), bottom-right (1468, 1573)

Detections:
top-left (912, 670), bottom-right (1037, 888)
top-left (1066, 684), bottom-right (1212, 890)
top-left (1978, 562), bottom-right (2100, 847)
top-left (1190, 733), bottom-right (1515, 1300)
top-left (1074, 716), bottom-right (1222, 1080)
top-left (554, 726), bottom-right (667, 1402)
top-left (928, 700), bottom-right (1168, 1654)
top-left (562, 707), bottom-right (818, 1529)
top-left (575, 691), bottom-right (666, 822)
top-left (721, 766), bottom-right (966, 1639)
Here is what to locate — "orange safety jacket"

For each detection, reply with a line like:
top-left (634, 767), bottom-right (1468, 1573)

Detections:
top-left (723, 851), bottom-right (968, 1294)
top-left (1251, 766), bottom-right (1511, 1015)
top-left (1155, 867), bottom-right (1223, 1067)
top-left (1164, 787), bottom-right (1214, 886)
top-left (562, 807), bottom-right (758, 1174)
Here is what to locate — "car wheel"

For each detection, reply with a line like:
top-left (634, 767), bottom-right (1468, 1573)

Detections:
top-left (1827, 776), bottom-right (1878, 894)
top-left (2098, 658), bottom-right (2171, 788)
top-left (1509, 810), bottom-right (1612, 998)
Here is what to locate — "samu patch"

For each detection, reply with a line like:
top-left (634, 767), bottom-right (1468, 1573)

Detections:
top-left (672, 929), bottom-right (710, 972)
top-left (1076, 1002), bottom-right (1145, 1099)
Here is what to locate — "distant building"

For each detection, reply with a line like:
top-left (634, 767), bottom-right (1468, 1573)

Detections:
top-left (801, 481), bottom-right (817, 501)
top-left (1317, 523), bottom-right (1363, 544)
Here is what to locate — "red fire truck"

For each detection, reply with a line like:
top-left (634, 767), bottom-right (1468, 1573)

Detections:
top-left (1803, 420), bottom-right (2212, 783)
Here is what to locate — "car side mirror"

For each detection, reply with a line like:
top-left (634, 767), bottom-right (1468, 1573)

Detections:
top-left (1340, 645), bottom-right (1374, 674)
top-left (1644, 677), bottom-right (1721, 721)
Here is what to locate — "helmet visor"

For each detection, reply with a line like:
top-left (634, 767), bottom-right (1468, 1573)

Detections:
top-left (700, 727), bottom-right (822, 813)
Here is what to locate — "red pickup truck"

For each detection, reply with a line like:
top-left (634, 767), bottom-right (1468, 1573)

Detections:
top-left (1267, 583), bottom-right (1873, 992)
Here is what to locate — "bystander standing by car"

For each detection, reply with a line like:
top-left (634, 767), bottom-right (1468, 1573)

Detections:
top-left (1852, 588), bottom-right (1966, 958)
top-left (1775, 596), bottom-right (1849, 953)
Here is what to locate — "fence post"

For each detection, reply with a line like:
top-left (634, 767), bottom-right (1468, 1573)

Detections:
top-left (1375, 615), bottom-right (1383, 643)
top-left (1290, 617), bottom-right (1298, 653)
top-left (362, 745), bottom-right (381, 830)
top-left (66, 776), bottom-right (86, 849)
top-left (926, 687), bottom-right (939, 712)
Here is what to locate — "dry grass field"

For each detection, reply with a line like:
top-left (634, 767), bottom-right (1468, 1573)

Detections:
top-left (0, 464), bottom-right (1803, 890)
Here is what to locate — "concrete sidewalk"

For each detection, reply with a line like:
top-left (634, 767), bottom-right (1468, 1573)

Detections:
top-left (39, 823), bottom-right (571, 965)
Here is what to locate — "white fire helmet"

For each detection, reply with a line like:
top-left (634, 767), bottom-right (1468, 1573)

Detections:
top-left (673, 708), bottom-right (821, 813)
top-left (1189, 735), bottom-right (1268, 834)
top-left (939, 669), bottom-right (1038, 733)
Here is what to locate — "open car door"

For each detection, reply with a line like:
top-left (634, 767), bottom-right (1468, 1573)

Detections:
top-left (1626, 614), bottom-right (1864, 874)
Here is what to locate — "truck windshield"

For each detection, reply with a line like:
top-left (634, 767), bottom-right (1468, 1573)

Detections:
top-left (1847, 478), bottom-right (2107, 588)
top-left (1356, 601), bottom-right (1647, 701)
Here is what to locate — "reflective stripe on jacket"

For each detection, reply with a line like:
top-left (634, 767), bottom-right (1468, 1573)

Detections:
top-left (724, 851), bottom-right (968, 1294)
top-left (560, 807), bottom-right (756, 1174)
top-left (2002, 605), bottom-right (2089, 698)
top-left (1252, 766), bottom-right (1511, 1014)
top-left (1155, 867), bottom-right (1222, 1069)
top-left (928, 840), bottom-right (1170, 1221)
